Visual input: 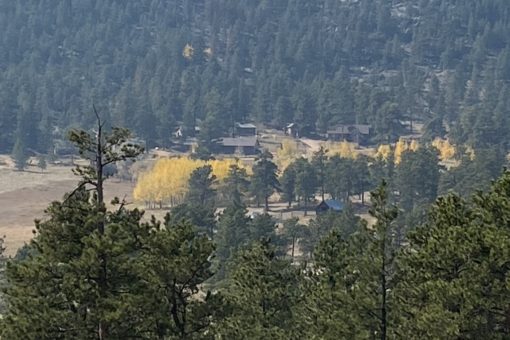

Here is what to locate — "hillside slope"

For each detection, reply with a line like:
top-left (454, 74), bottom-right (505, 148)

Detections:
top-left (1, 0), bottom-right (510, 152)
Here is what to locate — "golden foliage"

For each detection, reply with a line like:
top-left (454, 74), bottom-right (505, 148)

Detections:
top-left (376, 144), bottom-right (392, 160)
top-left (394, 138), bottom-right (407, 164)
top-left (409, 140), bottom-right (420, 152)
top-left (431, 138), bottom-right (456, 161)
top-left (183, 43), bottom-right (194, 60)
top-left (275, 140), bottom-right (301, 170)
top-left (394, 138), bottom-right (420, 164)
top-left (133, 157), bottom-right (248, 205)
top-left (326, 141), bottom-right (357, 159)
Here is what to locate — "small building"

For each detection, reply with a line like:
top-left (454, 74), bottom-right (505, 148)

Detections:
top-left (218, 136), bottom-right (259, 155)
top-left (174, 126), bottom-right (201, 139)
top-left (284, 123), bottom-right (299, 138)
top-left (315, 199), bottom-right (344, 215)
top-left (235, 123), bottom-right (257, 137)
top-left (173, 137), bottom-right (197, 153)
top-left (327, 124), bottom-right (371, 144)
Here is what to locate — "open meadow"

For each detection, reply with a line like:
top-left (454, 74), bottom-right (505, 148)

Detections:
top-left (0, 155), bottom-right (135, 255)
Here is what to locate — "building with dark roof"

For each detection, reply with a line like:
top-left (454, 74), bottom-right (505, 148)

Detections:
top-left (235, 123), bottom-right (257, 136)
top-left (218, 136), bottom-right (259, 155)
top-left (326, 124), bottom-right (371, 144)
top-left (315, 199), bottom-right (344, 215)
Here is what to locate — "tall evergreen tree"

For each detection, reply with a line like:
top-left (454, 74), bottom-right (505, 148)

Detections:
top-left (396, 171), bottom-right (510, 339)
top-left (302, 182), bottom-right (399, 339)
top-left (216, 240), bottom-right (301, 339)
top-left (221, 163), bottom-right (250, 205)
top-left (187, 165), bottom-right (217, 206)
top-left (294, 158), bottom-right (318, 216)
top-left (11, 138), bottom-right (28, 171)
top-left (312, 146), bottom-right (328, 201)
top-left (250, 150), bottom-right (280, 211)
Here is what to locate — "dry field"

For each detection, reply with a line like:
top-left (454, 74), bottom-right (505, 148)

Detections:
top-left (0, 156), bottom-right (135, 256)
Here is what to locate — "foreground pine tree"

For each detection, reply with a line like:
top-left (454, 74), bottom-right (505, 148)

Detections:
top-left (0, 236), bottom-right (6, 314)
top-left (396, 171), bottom-right (510, 339)
top-left (216, 240), bottom-right (302, 339)
top-left (1, 113), bottom-right (219, 339)
top-left (300, 182), bottom-right (399, 339)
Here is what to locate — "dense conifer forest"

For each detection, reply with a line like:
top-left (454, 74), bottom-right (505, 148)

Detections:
top-left (2, 0), bottom-right (510, 151)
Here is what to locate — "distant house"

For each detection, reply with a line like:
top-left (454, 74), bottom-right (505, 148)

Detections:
top-left (174, 127), bottom-right (184, 139)
top-left (284, 123), bottom-right (299, 138)
top-left (315, 199), bottom-right (344, 215)
top-left (235, 123), bottom-right (257, 137)
top-left (327, 124), bottom-right (371, 144)
top-left (173, 137), bottom-right (197, 153)
top-left (174, 126), bottom-right (201, 139)
top-left (218, 136), bottom-right (259, 155)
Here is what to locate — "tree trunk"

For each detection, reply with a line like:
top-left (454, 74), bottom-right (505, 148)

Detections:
top-left (95, 110), bottom-right (107, 340)
top-left (380, 238), bottom-right (387, 340)
top-left (264, 195), bottom-right (269, 212)
top-left (291, 235), bottom-right (296, 260)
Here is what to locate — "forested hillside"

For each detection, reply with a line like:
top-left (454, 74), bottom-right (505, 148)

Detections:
top-left (2, 0), bottom-right (510, 152)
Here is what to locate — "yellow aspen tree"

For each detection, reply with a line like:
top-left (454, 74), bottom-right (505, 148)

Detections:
top-left (409, 140), bottom-right (420, 152)
top-left (276, 140), bottom-right (300, 170)
top-left (327, 141), bottom-right (357, 159)
top-left (183, 43), bottom-right (194, 59)
top-left (134, 157), bottom-right (252, 206)
top-left (432, 138), bottom-right (456, 161)
top-left (394, 138), bottom-right (408, 164)
top-left (376, 144), bottom-right (392, 160)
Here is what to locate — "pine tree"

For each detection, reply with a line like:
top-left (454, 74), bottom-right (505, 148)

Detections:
top-left (216, 240), bottom-right (301, 339)
top-left (312, 146), bottom-right (328, 201)
top-left (187, 165), bottom-right (217, 206)
top-left (167, 203), bottom-right (216, 239)
top-left (396, 171), bottom-right (510, 338)
top-left (302, 182), bottom-right (399, 339)
top-left (294, 158), bottom-right (318, 216)
top-left (250, 150), bottom-right (280, 211)
top-left (2, 114), bottom-right (225, 338)
top-left (2, 110), bottom-right (147, 338)
top-left (214, 202), bottom-right (251, 280)
top-left (281, 164), bottom-right (297, 208)
top-left (0, 236), bottom-right (6, 314)
top-left (37, 155), bottom-right (47, 173)
top-left (11, 138), bottom-right (28, 171)
top-left (221, 163), bottom-right (250, 205)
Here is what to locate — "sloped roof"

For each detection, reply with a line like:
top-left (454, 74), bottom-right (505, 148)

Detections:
top-left (317, 199), bottom-right (344, 211)
top-left (219, 136), bottom-right (258, 147)
top-left (236, 123), bottom-right (257, 129)
top-left (327, 124), bottom-right (371, 135)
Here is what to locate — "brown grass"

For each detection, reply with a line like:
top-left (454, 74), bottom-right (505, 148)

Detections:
top-left (0, 157), bottom-right (136, 256)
